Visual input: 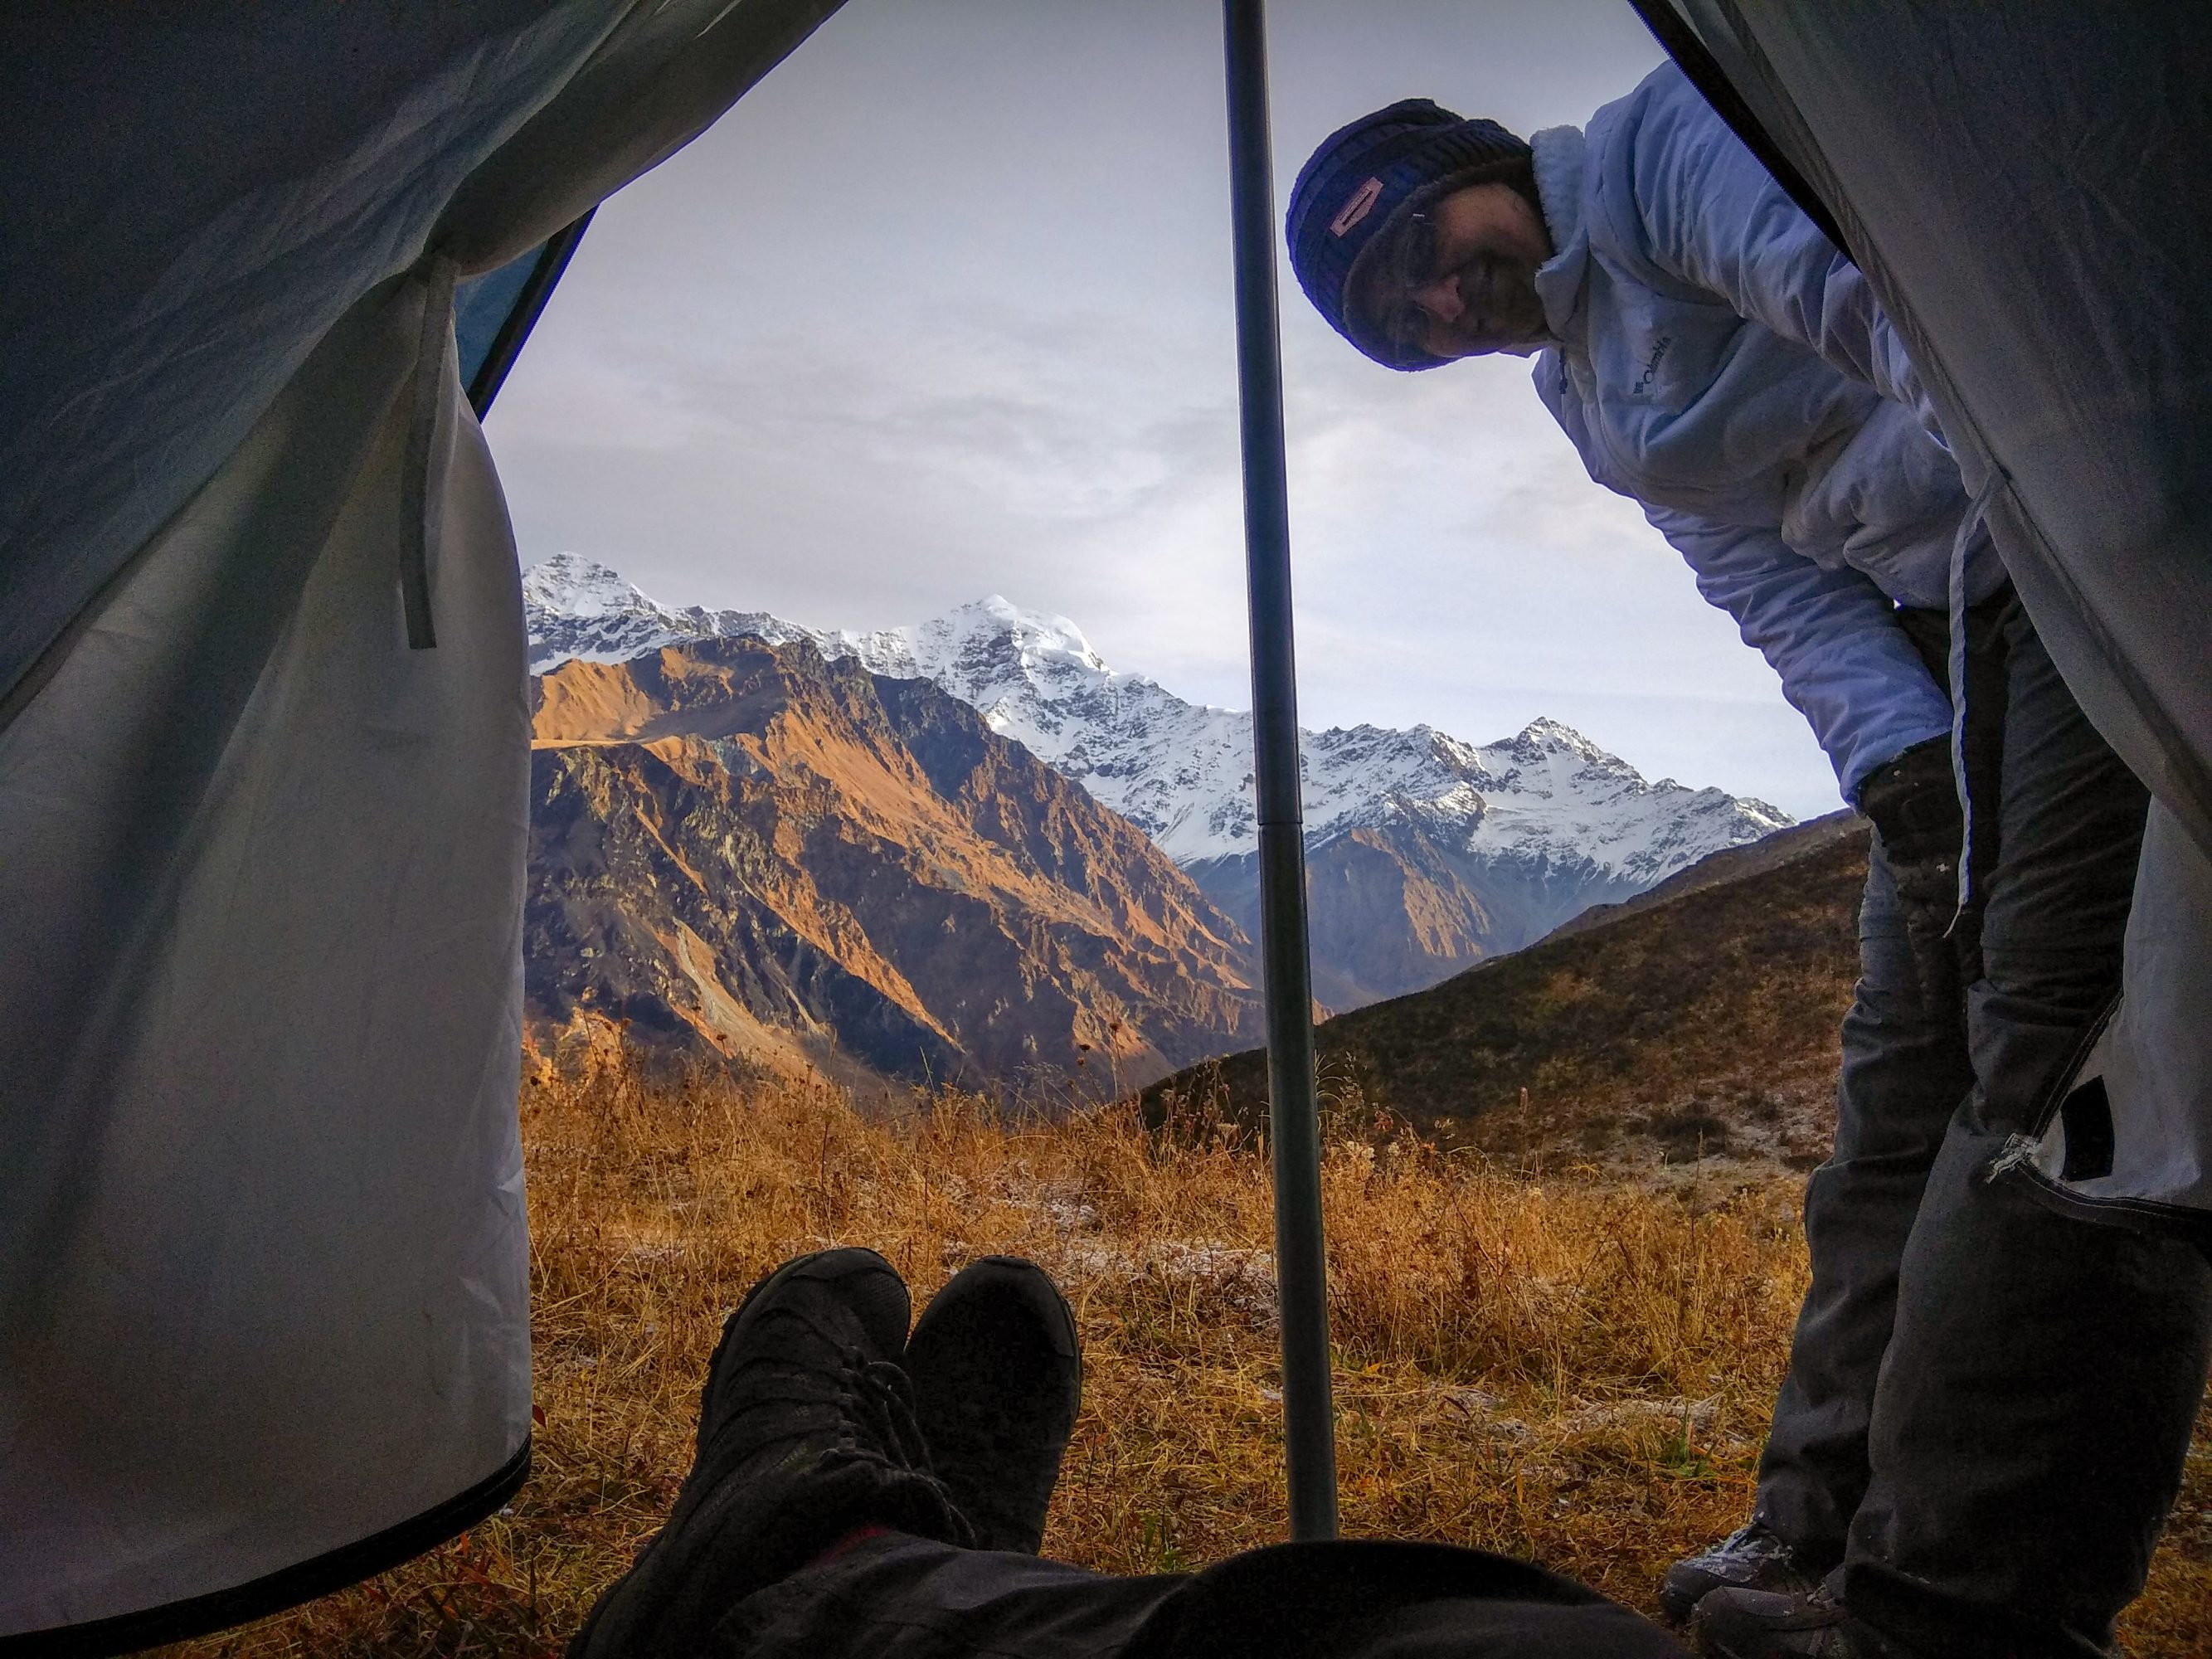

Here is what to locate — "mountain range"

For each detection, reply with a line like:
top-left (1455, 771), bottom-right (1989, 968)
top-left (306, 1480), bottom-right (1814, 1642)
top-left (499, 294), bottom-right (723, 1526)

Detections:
top-left (524, 554), bottom-right (1792, 1010)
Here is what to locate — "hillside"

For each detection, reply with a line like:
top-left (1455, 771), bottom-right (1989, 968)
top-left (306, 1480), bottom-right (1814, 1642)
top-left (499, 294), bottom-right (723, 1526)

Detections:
top-left (527, 635), bottom-right (1259, 1090)
top-left (1145, 816), bottom-right (1873, 1173)
top-left (1541, 809), bottom-right (1864, 943)
top-left (524, 557), bottom-right (1791, 1010)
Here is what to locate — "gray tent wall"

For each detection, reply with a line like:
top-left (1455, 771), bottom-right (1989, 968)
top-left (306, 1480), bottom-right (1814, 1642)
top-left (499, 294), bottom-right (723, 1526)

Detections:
top-left (0, 2), bottom-right (844, 1647)
top-left (1647, 2), bottom-right (2212, 1234)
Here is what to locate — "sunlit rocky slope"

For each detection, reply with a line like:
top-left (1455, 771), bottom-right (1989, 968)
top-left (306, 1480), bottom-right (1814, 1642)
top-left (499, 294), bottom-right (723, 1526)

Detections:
top-left (526, 555), bottom-right (1793, 1010)
top-left (528, 635), bottom-right (1258, 1089)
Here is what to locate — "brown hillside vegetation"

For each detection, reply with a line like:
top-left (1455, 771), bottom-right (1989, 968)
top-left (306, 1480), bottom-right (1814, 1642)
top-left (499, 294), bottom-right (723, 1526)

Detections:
top-left (528, 637), bottom-right (1258, 1090)
top-left (1149, 816), bottom-right (1873, 1174)
top-left (158, 1052), bottom-right (2211, 1658)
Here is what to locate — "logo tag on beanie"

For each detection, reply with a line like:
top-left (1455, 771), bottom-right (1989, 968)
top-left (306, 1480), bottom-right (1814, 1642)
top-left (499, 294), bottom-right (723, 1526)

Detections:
top-left (1330, 177), bottom-right (1383, 236)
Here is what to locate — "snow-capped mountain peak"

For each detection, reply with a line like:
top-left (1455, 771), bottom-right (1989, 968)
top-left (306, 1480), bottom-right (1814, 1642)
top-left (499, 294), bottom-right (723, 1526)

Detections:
top-left (522, 552), bottom-right (646, 620)
top-left (927, 596), bottom-right (1110, 678)
top-left (520, 552), bottom-right (789, 671)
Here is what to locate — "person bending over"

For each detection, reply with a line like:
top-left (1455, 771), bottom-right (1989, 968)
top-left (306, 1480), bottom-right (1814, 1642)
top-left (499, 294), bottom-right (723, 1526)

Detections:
top-left (568, 1247), bottom-right (1688, 1658)
top-left (1281, 63), bottom-right (2211, 1659)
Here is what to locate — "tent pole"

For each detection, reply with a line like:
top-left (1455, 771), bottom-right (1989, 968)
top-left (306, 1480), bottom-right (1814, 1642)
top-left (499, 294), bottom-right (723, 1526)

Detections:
top-left (1220, 0), bottom-right (1339, 1543)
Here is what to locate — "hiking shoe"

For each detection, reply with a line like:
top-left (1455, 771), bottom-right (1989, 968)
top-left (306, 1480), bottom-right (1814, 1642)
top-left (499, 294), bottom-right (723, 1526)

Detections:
top-left (569, 1248), bottom-right (970, 1657)
top-left (905, 1255), bottom-right (1082, 1554)
top-left (1660, 1520), bottom-right (1820, 1623)
top-left (1690, 1584), bottom-right (1898, 1658)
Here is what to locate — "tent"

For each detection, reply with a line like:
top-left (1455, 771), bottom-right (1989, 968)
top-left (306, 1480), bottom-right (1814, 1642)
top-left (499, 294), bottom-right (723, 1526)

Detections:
top-left (4, 1), bottom-right (2206, 1648)
top-left (1628, 1), bottom-right (2212, 1238)
top-left (1, 4), bottom-right (842, 1646)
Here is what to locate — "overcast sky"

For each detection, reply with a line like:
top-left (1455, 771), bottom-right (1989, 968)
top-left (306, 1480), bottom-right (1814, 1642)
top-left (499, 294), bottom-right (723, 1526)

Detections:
top-left (486, 0), bottom-right (1845, 820)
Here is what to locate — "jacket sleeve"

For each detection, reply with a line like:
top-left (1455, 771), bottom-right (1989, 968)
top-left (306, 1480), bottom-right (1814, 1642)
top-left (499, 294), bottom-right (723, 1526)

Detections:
top-left (1649, 504), bottom-right (1952, 800)
top-left (1626, 68), bottom-right (1933, 426)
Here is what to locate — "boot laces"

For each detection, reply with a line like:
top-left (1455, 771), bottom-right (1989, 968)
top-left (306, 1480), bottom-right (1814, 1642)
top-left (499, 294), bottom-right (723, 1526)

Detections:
top-left (842, 1350), bottom-right (933, 1473)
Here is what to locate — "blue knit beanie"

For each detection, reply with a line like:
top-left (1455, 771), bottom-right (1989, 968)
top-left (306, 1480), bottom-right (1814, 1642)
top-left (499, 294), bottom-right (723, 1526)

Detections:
top-left (1286, 100), bottom-right (1532, 371)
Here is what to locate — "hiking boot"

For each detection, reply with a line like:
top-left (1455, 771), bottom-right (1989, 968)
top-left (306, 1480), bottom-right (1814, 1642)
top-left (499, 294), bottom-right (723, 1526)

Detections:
top-left (569, 1247), bottom-right (970, 1657)
top-left (905, 1255), bottom-right (1082, 1554)
top-left (1690, 1584), bottom-right (1902, 1658)
top-left (1660, 1520), bottom-right (1820, 1623)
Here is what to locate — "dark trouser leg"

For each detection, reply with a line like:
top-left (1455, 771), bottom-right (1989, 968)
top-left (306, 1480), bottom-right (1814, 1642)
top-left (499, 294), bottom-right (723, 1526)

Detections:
top-left (715, 1533), bottom-right (1690, 1659)
top-left (1753, 846), bottom-right (1974, 1570)
top-left (714, 1533), bottom-right (1184, 1658)
top-left (1844, 598), bottom-right (2212, 1657)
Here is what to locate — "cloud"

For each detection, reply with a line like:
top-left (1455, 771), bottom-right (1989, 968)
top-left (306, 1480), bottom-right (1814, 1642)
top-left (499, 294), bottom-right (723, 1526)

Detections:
top-left (485, 0), bottom-right (1843, 818)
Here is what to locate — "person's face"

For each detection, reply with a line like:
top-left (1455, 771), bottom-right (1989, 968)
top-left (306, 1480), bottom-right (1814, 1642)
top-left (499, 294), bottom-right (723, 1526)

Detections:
top-left (1348, 182), bottom-right (1553, 363)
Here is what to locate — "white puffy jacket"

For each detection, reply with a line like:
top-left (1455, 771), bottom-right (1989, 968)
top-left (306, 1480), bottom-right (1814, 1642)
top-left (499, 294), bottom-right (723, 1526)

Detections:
top-left (1525, 64), bottom-right (1995, 798)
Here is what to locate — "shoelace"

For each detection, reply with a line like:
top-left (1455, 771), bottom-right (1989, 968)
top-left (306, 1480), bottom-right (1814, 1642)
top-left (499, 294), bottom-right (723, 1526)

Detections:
top-left (845, 1352), bottom-right (933, 1474)
top-left (708, 1331), bottom-right (936, 1475)
top-left (695, 1289), bottom-right (961, 1490)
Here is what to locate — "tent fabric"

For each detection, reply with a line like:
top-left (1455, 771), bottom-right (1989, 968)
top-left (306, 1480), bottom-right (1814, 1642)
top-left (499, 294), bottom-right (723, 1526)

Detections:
top-left (1657, 2), bottom-right (2212, 1230)
top-left (458, 212), bottom-right (596, 416)
top-left (1998, 805), bottom-right (2212, 1239)
top-left (1, 0), bottom-right (843, 708)
top-left (1661, 2), bottom-right (2212, 856)
top-left (2, 0), bottom-right (845, 1643)
top-left (0, 4), bottom-right (627, 712)
top-left (458, 242), bottom-right (559, 389)
top-left (0, 270), bottom-right (533, 1642)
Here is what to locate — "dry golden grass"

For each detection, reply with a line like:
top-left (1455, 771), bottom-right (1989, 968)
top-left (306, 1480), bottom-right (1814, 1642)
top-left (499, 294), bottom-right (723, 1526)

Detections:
top-left (163, 1050), bottom-right (2210, 1657)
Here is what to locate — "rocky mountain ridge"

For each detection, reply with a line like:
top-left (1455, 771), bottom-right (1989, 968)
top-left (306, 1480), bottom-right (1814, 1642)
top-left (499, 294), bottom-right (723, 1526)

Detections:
top-left (527, 634), bottom-right (1260, 1090)
top-left (525, 554), bottom-right (1793, 1008)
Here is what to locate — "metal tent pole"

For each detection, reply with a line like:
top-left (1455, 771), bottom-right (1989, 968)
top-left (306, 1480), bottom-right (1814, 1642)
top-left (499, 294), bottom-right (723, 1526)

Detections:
top-left (1221, 0), bottom-right (1339, 1544)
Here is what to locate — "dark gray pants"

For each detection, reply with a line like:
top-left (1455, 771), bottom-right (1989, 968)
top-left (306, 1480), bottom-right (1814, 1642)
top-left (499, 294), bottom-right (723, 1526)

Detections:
top-left (712, 1532), bottom-right (1688, 1659)
top-left (1753, 595), bottom-right (2212, 1657)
